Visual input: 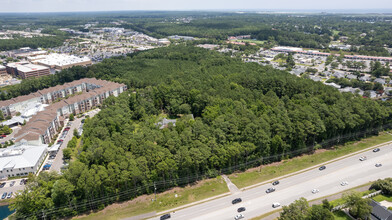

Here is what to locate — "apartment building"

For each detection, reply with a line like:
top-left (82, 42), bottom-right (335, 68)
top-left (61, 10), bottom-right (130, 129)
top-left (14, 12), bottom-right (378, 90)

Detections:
top-left (7, 78), bottom-right (127, 145)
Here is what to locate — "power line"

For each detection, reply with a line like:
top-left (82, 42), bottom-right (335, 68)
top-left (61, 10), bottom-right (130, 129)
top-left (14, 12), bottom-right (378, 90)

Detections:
top-left (14, 124), bottom-right (392, 219)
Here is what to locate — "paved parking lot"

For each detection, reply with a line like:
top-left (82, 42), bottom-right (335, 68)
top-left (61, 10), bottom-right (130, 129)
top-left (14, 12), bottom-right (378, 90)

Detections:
top-left (0, 179), bottom-right (26, 200)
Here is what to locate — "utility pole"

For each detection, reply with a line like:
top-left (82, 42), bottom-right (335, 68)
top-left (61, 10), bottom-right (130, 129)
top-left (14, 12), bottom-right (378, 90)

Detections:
top-left (154, 182), bottom-right (157, 201)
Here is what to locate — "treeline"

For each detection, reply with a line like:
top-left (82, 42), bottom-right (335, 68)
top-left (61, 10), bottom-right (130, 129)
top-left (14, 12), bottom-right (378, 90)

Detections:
top-left (0, 36), bottom-right (67, 51)
top-left (10, 45), bottom-right (392, 218)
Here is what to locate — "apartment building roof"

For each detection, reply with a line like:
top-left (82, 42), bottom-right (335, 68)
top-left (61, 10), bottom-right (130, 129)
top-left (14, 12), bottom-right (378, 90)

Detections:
top-left (11, 78), bottom-right (126, 143)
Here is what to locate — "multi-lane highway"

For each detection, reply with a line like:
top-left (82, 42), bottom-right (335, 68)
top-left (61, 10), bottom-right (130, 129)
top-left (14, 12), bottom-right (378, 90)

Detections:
top-left (151, 144), bottom-right (392, 220)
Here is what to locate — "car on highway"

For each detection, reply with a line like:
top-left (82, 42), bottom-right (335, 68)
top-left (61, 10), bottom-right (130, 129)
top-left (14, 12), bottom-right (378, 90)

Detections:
top-left (319, 165), bottom-right (326, 171)
top-left (7, 192), bottom-right (12, 199)
top-left (234, 214), bottom-right (244, 220)
top-left (373, 148), bottom-right (380, 152)
top-left (375, 163), bottom-right (382, 167)
top-left (272, 202), bottom-right (281, 208)
top-left (272, 180), bottom-right (280, 185)
top-left (10, 181), bottom-right (15, 187)
top-left (266, 187), bottom-right (276, 193)
top-left (340, 181), bottom-right (349, 186)
top-left (311, 189), bottom-right (319, 194)
top-left (1, 192), bottom-right (7, 199)
top-left (232, 198), bottom-right (242, 204)
top-left (359, 156), bottom-right (367, 161)
top-left (160, 213), bottom-right (171, 220)
top-left (237, 207), bottom-right (246, 212)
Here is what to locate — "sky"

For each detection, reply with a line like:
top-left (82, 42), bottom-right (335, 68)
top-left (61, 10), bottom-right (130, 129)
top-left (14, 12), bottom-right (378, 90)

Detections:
top-left (1, 0), bottom-right (392, 13)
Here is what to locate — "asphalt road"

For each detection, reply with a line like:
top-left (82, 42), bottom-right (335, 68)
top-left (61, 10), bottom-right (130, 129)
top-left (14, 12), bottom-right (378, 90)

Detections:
top-left (150, 144), bottom-right (392, 220)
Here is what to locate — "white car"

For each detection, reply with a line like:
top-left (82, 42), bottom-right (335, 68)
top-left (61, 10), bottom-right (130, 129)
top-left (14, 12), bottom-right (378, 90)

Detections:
top-left (311, 189), bottom-right (320, 194)
top-left (234, 214), bottom-right (244, 220)
top-left (340, 181), bottom-right (349, 186)
top-left (272, 202), bottom-right (281, 208)
top-left (359, 156), bottom-right (367, 161)
top-left (375, 163), bottom-right (382, 167)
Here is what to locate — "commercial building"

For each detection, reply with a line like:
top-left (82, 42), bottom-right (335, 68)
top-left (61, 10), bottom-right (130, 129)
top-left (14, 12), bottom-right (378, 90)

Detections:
top-left (0, 65), bottom-right (6, 76)
top-left (0, 142), bottom-right (47, 179)
top-left (34, 53), bottom-right (92, 70)
top-left (6, 62), bottom-right (50, 79)
top-left (0, 78), bottom-right (127, 145)
top-left (8, 47), bottom-right (47, 59)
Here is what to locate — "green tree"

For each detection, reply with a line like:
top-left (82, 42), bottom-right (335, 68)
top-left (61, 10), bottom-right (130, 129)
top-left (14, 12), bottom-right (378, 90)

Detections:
top-left (63, 148), bottom-right (72, 160)
top-left (343, 191), bottom-right (372, 220)
top-left (69, 113), bottom-right (74, 121)
top-left (307, 204), bottom-right (334, 220)
top-left (279, 197), bottom-right (310, 220)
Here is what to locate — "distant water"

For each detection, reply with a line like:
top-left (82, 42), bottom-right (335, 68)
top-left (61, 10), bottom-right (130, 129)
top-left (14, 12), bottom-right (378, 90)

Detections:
top-left (0, 205), bottom-right (14, 219)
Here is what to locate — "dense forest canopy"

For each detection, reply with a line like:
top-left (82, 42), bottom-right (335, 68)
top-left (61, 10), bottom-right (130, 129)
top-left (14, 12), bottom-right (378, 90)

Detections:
top-left (9, 45), bottom-right (392, 218)
top-left (1, 12), bottom-right (392, 55)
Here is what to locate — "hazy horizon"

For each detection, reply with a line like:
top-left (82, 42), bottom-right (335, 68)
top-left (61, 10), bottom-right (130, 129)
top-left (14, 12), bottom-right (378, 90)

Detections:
top-left (1, 0), bottom-right (392, 13)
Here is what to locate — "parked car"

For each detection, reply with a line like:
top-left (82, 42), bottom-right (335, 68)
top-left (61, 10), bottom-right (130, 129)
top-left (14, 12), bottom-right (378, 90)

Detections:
top-left (20, 179), bottom-right (24, 185)
top-left (0, 135), bottom-right (6, 138)
top-left (7, 192), bottom-right (12, 199)
top-left (373, 148), bottom-right (380, 152)
top-left (311, 189), bottom-right (319, 194)
top-left (10, 181), bottom-right (15, 187)
top-left (49, 155), bottom-right (56, 160)
top-left (319, 165), bottom-right (326, 171)
top-left (359, 156), bottom-right (367, 161)
top-left (232, 198), bottom-right (242, 204)
top-left (272, 180), bottom-right (280, 185)
top-left (160, 213), bottom-right (171, 220)
top-left (375, 163), bottom-right (382, 167)
top-left (1, 192), bottom-right (7, 199)
top-left (234, 214), bottom-right (244, 220)
top-left (0, 182), bottom-right (5, 188)
top-left (272, 202), bottom-right (281, 208)
top-left (266, 188), bottom-right (276, 193)
top-left (237, 207), bottom-right (246, 212)
top-left (57, 139), bottom-right (63, 143)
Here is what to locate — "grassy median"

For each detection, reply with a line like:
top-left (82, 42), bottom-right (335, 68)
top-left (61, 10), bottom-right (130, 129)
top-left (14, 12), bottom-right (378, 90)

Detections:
top-left (230, 132), bottom-right (392, 189)
top-left (75, 176), bottom-right (228, 220)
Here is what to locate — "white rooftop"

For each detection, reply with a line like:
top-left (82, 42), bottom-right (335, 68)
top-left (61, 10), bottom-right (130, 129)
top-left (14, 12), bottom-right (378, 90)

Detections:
top-left (16, 63), bottom-right (49, 73)
top-left (0, 143), bottom-right (47, 171)
top-left (37, 53), bottom-right (91, 67)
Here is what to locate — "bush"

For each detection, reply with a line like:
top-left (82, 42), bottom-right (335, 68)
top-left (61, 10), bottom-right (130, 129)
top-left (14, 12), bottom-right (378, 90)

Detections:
top-left (371, 178), bottom-right (392, 195)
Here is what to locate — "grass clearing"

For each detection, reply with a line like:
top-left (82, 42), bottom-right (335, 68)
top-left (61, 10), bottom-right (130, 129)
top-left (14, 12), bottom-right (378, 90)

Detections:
top-left (333, 210), bottom-right (351, 220)
top-left (75, 176), bottom-right (228, 220)
top-left (373, 194), bottom-right (392, 202)
top-left (230, 132), bottom-right (392, 189)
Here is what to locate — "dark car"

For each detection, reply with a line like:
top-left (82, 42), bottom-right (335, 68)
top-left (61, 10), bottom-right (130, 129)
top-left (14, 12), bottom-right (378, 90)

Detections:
top-left (272, 180), bottom-right (280, 185)
top-left (237, 207), bottom-right (246, 212)
top-left (0, 182), bottom-right (5, 188)
top-left (266, 187), bottom-right (276, 193)
top-left (373, 148), bottom-right (380, 153)
top-left (20, 179), bottom-right (24, 185)
top-left (160, 213), bottom-right (171, 220)
top-left (1, 192), bottom-right (6, 199)
top-left (232, 198), bottom-right (242, 204)
top-left (319, 165), bottom-right (326, 171)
